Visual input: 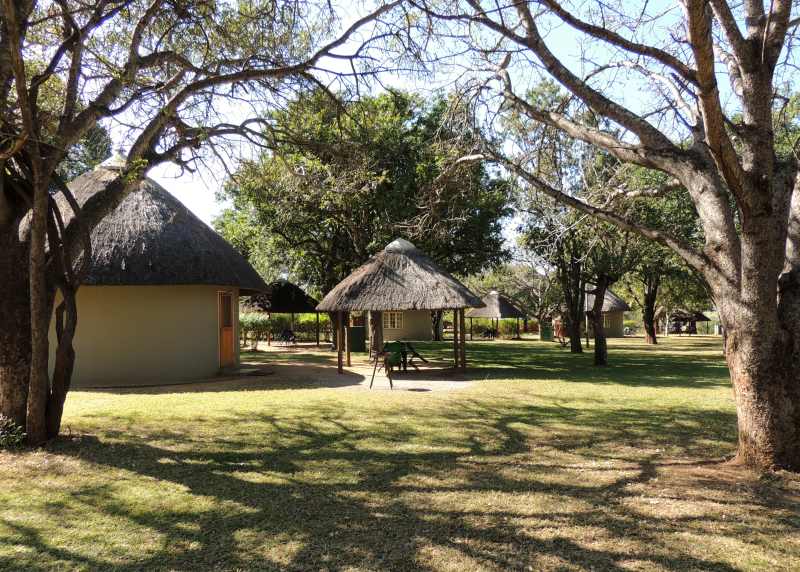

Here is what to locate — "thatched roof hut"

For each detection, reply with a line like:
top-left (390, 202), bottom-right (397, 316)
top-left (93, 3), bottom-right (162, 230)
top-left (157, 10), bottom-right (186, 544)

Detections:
top-left (316, 238), bottom-right (483, 312)
top-left (64, 157), bottom-right (266, 294)
top-left (246, 279), bottom-right (319, 313)
top-left (317, 238), bottom-right (482, 374)
top-left (55, 153), bottom-right (267, 388)
top-left (585, 288), bottom-right (631, 313)
top-left (669, 309), bottom-right (711, 322)
top-left (466, 290), bottom-right (525, 319)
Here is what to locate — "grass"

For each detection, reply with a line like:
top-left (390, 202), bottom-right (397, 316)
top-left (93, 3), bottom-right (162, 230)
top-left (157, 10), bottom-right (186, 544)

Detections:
top-left (1, 337), bottom-right (798, 571)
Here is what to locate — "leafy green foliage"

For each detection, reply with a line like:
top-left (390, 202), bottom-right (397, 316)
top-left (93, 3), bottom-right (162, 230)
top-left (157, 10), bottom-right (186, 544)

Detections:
top-left (216, 91), bottom-right (512, 293)
top-left (0, 415), bottom-right (25, 449)
top-left (240, 313), bottom-right (272, 349)
top-left (58, 124), bottom-right (112, 180)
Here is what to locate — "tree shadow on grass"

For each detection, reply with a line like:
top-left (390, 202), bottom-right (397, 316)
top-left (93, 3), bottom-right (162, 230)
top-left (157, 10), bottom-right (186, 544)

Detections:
top-left (73, 361), bottom-right (367, 395)
top-left (7, 398), bottom-right (796, 571)
top-left (409, 340), bottom-right (731, 389)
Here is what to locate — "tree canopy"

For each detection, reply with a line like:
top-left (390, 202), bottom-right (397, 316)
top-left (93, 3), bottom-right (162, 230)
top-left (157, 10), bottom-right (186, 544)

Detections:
top-left (216, 90), bottom-right (512, 294)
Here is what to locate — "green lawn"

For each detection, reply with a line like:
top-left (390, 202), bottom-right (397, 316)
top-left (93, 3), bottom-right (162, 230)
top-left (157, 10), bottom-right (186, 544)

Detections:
top-left (1, 337), bottom-right (798, 571)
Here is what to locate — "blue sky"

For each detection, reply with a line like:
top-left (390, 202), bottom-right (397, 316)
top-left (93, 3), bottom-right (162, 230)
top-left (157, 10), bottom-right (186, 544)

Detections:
top-left (139, 1), bottom-right (746, 240)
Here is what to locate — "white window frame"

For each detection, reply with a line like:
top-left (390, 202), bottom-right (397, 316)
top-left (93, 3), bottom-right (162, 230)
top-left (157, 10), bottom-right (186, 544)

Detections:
top-left (383, 311), bottom-right (404, 330)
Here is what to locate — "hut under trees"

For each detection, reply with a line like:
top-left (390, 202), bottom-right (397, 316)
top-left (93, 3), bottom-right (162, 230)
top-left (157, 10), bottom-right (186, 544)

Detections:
top-left (54, 154), bottom-right (267, 387)
top-left (465, 290), bottom-right (526, 339)
top-left (316, 238), bottom-right (483, 373)
top-left (584, 288), bottom-right (630, 338)
top-left (667, 309), bottom-right (711, 335)
top-left (245, 279), bottom-right (321, 345)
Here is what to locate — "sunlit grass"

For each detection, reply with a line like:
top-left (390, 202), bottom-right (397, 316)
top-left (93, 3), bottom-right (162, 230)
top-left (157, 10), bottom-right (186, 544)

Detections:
top-left (0, 337), bottom-right (797, 571)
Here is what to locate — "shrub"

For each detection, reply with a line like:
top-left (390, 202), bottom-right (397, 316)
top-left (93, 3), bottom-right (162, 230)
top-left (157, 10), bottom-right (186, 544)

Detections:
top-left (240, 312), bottom-right (334, 347)
top-left (240, 313), bottom-right (271, 349)
top-left (0, 415), bottom-right (25, 449)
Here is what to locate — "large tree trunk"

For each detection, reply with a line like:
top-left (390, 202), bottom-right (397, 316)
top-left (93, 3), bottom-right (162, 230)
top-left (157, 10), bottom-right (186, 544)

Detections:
top-left (0, 235), bottom-right (31, 428)
top-left (565, 314), bottom-right (583, 353)
top-left (642, 277), bottom-right (659, 345)
top-left (589, 277), bottom-right (610, 366)
top-left (724, 326), bottom-right (800, 470)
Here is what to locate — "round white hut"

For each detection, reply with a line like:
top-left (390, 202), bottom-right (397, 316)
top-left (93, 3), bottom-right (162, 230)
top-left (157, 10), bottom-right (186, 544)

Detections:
top-left (50, 154), bottom-right (267, 388)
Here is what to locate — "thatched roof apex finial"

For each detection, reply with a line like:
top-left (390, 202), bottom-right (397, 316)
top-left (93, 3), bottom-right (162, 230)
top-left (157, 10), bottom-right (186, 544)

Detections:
top-left (99, 147), bottom-right (127, 171)
top-left (385, 238), bottom-right (417, 253)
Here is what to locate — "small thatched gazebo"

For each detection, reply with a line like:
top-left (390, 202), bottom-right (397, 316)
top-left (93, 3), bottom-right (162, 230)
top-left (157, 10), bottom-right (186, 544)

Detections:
top-left (465, 290), bottom-right (526, 339)
top-left (316, 238), bottom-right (483, 373)
top-left (245, 279), bottom-right (321, 345)
top-left (668, 309), bottom-right (711, 335)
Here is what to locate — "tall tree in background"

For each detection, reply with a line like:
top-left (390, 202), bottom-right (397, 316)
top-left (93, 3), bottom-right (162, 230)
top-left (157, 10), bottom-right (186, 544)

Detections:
top-left (521, 205), bottom-right (590, 354)
top-left (410, 1), bottom-right (800, 471)
top-left (216, 90), bottom-right (512, 295)
top-left (0, 0), bottom-right (399, 444)
top-left (583, 223), bottom-right (636, 366)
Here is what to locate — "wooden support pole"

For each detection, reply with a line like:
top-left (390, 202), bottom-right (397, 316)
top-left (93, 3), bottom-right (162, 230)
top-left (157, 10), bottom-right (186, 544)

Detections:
top-left (459, 308), bottom-right (466, 370)
top-left (345, 312), bottom-right (351, 367)
top-left (337, 311), bottom-right (344, 374)
top-left (316, 312), bottom-right (320, 347)
top-left (453, 309), bottom-right (459, 368)
top-left (469, 317), bottom-right (473, 341)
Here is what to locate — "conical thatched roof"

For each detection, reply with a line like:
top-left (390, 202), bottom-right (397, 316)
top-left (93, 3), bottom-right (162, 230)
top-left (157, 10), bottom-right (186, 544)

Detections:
top-left (669, 309), bottom-right (711, 322)
top-left (245, 279), bottom-right (319, 313)
top-left (585, 287), bottom-right (631, 312)
top-left (466, 290), bottom-right (526, 319)
top-left (63, 159), bottom-right (267, 294)
top-left (316, 238), bottom-right (483, 312)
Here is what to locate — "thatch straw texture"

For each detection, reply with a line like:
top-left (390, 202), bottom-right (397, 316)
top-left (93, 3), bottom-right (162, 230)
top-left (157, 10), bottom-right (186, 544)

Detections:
top-left (585, 287), bottom-right (631, 312)
top-left (669, 309), bottom-right (711, 322)
top-left (316, 238), bottom-right (483, 311)
top-left (245, 279), bottom-right (319, 313)
top-left (466, 291), bottom-right (526, 319)
top-left (64, 164), bottom-right (267, 294)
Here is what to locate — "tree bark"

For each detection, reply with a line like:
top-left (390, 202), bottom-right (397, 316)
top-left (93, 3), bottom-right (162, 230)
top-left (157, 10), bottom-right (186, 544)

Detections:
top-left (0, 234), bottom-right (31, 428)
top-left (46, 288), bottom-right (78, 439)
top-left (589, 276), bottom-right (610, 366)
top-left (27, 176), bottom-right (51, 445)
top-left (642, 276), bottom-right (660, 345)
top-left (431, 310), bottom-right (443, 341)
top-left (566, 314), bottom-right (583, 353)
top-left (724, 325), bottom-right (800, 470)
top-left (557, 248), bottom-right (585, 354)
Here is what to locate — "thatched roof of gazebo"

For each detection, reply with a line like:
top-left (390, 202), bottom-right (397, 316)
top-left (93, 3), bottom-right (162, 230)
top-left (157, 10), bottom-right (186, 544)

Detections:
top-left (466, 290), bottom-right (525, 319)
top-left (669, 309), bottom-right (711, 322)
top-left (316, 238), bottom-right (483, 312)
top-left (585, 287), bottom-right (631, 312)
top-left (63, 155), bottom-right (267, 294)
top-left (245, 279), bottom-right (319, 313)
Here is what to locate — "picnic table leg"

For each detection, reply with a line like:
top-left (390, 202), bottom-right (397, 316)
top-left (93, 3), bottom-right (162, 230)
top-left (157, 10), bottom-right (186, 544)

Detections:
top-left (370, 354), bottom-right (379, 389)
